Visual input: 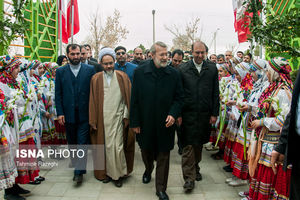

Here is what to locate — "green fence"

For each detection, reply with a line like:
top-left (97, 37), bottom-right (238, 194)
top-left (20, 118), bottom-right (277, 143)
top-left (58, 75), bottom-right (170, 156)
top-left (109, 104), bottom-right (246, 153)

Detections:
top-left (266, 0), bottom-right (300, 70)
top-left (1, 0), bottom-right (58, 62)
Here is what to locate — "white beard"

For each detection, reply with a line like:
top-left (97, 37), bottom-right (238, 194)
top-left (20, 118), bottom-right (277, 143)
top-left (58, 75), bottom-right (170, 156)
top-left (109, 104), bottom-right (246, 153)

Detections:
top-left (105, 70), bottom-right (114, 76)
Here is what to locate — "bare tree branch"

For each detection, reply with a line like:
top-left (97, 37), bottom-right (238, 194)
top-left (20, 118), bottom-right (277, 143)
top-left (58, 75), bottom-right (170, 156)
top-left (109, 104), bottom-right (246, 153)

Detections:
top-left (165, 17), bottom-right (202, 51)
top-left (84, 9), bottom-right (129, 58)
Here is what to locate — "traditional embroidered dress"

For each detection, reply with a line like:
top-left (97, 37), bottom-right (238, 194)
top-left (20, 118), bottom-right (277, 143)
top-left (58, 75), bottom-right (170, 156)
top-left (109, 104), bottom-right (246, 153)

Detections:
top-left (0, 55), bottom-right (39, 184)
top-left (18, 60), bottom-right (42, 149)
top-left (249, 57), bottom-right (293, 200)
top-left (224, 63), bottom-right (251, 165)
top-left (0, 87), bottom-right (18, 190)
top-left (28, 60), bottom-right (43, 149)
top-left (40, 63), bottom-right (66, 144)
top-left (50, 63), bottom-right (66, 145)
top-left (232, 60), bottom-right (269, 180)
top-left (218, 75), bottom-right (236, 153)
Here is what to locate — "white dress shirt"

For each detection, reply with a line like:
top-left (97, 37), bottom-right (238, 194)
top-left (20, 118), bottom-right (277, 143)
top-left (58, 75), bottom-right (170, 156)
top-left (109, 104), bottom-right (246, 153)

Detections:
top-left (193, 59), bottom-right (203, 73)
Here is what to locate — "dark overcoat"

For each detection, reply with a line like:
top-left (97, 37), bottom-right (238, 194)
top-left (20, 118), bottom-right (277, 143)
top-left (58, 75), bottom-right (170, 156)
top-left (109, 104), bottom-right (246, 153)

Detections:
top-left (130, 60), bottom-right (184, 152)
top-left (178, 60), bottom-right (219, 146)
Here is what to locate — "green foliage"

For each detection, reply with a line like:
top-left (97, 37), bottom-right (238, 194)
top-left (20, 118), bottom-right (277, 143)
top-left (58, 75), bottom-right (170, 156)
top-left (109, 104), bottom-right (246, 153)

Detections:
top-left (0, 0), bottom-right (29, 54)
top-left (245, 0), bottom-right (300, 58)
top-left (137, 44), bottom-right (146, 53)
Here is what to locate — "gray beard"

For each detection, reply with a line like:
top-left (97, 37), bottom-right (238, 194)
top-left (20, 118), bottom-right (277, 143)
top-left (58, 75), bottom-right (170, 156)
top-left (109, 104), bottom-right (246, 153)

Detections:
top-left (105, 70), bottom-right (114, 76)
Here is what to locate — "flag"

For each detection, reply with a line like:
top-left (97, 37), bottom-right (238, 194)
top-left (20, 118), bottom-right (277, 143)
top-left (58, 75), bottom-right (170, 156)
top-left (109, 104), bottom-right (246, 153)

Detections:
top-left (58, 0), bottom-right (68, 44)
top-left (67, 0), bottom-right (80, 38)
top-left (232, 0), bottom-right (252, 43)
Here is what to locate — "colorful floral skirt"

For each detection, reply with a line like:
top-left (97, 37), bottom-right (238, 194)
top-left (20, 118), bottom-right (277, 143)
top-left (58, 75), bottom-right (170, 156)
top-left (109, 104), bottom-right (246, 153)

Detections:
top-left (15, 137), bottom-right (39, 184)
top-left (54, 120), bottom-right (67, 145)
top-left (42, 119), bottom-right (66, 145)
top-left (273, 165), bottom-right (291, 200)
top-left (0, 135), bottom-right (18, 190)
top-left (249, 164), bottom-right (276, 200)
top-left (232, 142), bottom-right (249, 180)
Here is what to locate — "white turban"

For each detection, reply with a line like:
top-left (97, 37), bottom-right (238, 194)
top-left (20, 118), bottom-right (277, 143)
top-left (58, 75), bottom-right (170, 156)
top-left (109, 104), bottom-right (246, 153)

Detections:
top-left (98, 47), bottom-right (116, 62)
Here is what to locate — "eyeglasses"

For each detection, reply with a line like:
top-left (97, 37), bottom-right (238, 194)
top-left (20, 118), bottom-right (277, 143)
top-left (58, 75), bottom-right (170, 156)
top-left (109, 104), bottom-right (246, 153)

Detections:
top-left (102, 62), bottom-right (114, 66)
top-left (116, 52), bottom-right (126, 56)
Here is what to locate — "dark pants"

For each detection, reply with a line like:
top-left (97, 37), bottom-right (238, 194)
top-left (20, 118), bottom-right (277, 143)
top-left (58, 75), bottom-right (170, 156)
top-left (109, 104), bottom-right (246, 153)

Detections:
top-left (176, 125), bottom-right (183, 150)
top-left (290, 161), bottom-right (300, 200)
top-left (141, 150), bottom-right (170, 192)
top-left (181, 145), bottom-right (203, 182)
top-left (65, 110), bottom-right (89, 175)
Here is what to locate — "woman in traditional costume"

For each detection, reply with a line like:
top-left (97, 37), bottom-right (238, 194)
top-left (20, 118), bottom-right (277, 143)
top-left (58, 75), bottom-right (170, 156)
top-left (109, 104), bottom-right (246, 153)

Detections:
top-left (0, 55), bottom-right (40, 200)
top-left (247, 57), bottom-right (293, 200)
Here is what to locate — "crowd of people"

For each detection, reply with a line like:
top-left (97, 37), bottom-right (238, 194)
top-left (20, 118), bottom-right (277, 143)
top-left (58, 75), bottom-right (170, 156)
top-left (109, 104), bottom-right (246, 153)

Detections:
top-left (0, 40), bottom-right (298, 200)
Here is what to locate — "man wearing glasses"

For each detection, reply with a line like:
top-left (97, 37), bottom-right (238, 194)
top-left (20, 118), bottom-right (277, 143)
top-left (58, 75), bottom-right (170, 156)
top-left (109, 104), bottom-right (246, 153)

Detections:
top-left (114, 46), bottom-right (137, 83)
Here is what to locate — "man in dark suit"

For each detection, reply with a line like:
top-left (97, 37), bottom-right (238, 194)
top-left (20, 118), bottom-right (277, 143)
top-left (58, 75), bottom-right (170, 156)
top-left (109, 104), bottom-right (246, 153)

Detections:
top-left (81, 45), bottom-right (103, 72)
top-left (55, 44), bottom-right (95, 184)
top-left (84, 44), bottom-right (98, 63)
top-left (130, 41), bottom-right (184, 200)
top-left (271, 73), bottom-right (300, 199)
top-left (178, 41), bottom-right (219, 192)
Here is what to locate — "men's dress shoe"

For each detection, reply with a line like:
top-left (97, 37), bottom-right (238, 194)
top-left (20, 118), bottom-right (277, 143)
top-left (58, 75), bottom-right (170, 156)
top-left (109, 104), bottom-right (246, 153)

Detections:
top-left (183, 181), bottom-right (195, 192)
top-left (28, 180), bottom-right (41, 185)
top-left (196, 172), bottom-right (202, 181)
top-left (142, 173), bottom-right (151, 184)
top-left (36, 176), bottom-right (45, 182)
top-left (114, 178), bottom-right (123, 187)
top-left (156, 191), bottom-right (169, 200)
top-left (4, 194), bottom-right (25, 200)
top-left (102, 177), bottom-right (111, 183)
top-left (73, 174), bottom-right (83, 184)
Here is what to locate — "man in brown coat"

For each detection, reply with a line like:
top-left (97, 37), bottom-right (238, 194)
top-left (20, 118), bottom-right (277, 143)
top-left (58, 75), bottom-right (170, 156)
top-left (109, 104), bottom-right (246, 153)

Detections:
top-left (89, 48), bottom-right (135, 187)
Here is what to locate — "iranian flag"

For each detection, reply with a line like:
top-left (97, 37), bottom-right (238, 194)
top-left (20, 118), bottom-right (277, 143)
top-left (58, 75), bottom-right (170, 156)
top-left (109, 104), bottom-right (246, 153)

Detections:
top-left (232, 0), bottom-right (252, 43)
top-left (67, 0), bottom-right (80, 38)
top-left (58, 0), bottom-right (68, 44)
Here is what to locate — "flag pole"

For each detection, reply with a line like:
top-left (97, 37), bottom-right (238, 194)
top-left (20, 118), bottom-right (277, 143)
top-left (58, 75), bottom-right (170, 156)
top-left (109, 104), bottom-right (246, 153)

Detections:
top-left (71, 0), bottom-right (74, 44)
top-left (59, 0), bottom-right (63, 55)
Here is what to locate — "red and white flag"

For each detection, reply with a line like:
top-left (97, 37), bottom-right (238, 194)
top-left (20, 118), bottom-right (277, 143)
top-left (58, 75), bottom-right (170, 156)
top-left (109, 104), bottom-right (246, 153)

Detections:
top-left (232, 0), bottom-right (252, 43)
top-left (67, 0), bottom-right (80, 38)
top-left (58, 0), bottom-right (68, 44)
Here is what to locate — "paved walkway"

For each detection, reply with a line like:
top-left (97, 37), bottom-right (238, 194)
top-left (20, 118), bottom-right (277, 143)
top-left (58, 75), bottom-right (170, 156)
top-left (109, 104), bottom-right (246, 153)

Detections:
top-left (1, 144), bottom-right (248, 200)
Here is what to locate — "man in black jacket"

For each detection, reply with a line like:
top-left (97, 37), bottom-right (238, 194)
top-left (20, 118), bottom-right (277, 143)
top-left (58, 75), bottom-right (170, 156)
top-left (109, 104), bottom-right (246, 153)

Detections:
top-left (130, 41), bottom-right (184, 200)
top-left (81, 46), bottom-right (103, 72)
top-left (271, 73), bottom-right (300, 200)
top-left (178, 41), bottom-right (219, 192)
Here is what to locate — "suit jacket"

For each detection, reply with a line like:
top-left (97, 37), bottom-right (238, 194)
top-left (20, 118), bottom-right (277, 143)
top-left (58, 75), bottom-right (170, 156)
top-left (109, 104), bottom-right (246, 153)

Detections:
top-left (55, 63), bottom-right (95, 123)
top-left (88, 60), bottom-right (103, 73)
top-left (276, 72), bottom-right (300, 170)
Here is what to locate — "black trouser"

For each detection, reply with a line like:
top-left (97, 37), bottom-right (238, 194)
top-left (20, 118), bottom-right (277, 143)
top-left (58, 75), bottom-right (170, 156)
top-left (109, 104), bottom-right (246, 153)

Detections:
top-left (141, 150), bottom-right (170, 192)
top-left (176, 125), bottom-right (183, 150)
top-left (290, 160), bottom-right (300, 200)
top-left (65, 109), bottom-right (89, 175)
top-left (181, 145), bottom-right (203, 182)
